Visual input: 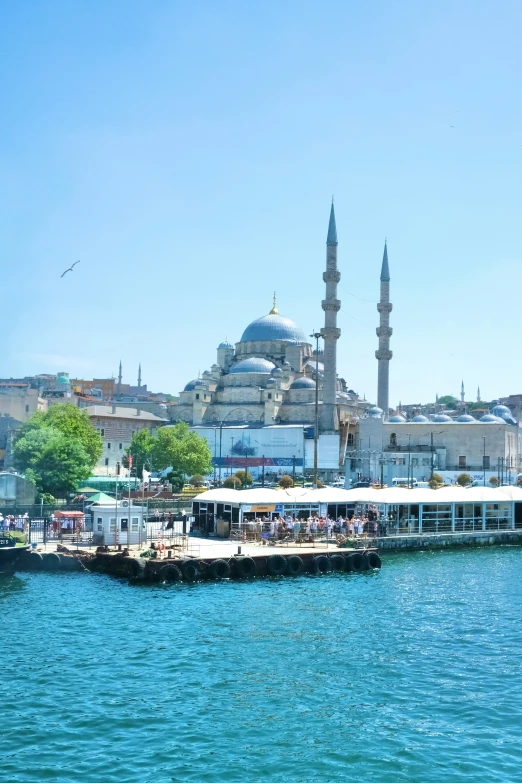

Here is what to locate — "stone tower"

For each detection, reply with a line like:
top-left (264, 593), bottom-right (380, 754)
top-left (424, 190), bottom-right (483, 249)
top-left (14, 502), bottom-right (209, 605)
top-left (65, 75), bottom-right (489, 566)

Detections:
top-left (138, 363), bottom-right (142, 389)
top-left (477, 386), bottom-right (481, 403)
top-left (461, 380), bottom-right (465, 403)
top-left (117, 360), bottom-right (122, 395)
top-left (376, 241), bottom-right (392, 416)
top-left (320, 202), bottom-right (341, 432)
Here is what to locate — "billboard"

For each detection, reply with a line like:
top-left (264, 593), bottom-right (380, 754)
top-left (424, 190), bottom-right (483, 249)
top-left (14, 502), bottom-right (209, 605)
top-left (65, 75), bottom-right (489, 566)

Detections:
top-left (191, 425), bottom-right (305, 471)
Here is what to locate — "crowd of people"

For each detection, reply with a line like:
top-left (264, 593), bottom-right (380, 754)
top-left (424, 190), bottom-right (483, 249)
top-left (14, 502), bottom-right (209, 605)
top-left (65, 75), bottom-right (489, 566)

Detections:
top-left (240, 507), bottom-right (386, 544)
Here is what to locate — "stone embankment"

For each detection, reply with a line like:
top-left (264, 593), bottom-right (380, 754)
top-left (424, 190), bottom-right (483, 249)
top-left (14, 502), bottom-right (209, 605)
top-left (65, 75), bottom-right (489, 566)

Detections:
top-left (377, 530), bottom-right (522, 552)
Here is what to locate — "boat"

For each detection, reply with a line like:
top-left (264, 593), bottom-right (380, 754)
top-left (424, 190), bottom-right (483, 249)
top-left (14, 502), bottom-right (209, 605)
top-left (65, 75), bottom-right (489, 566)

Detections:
top-left (0, 533), bottom-right (30, 576)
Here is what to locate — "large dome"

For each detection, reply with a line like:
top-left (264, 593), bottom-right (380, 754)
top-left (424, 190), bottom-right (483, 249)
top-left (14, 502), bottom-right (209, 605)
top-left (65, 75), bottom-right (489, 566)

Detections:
top-left (230, 357), bottom-right (276, 374)
top-left (240, 313), bottom-right (306, 343)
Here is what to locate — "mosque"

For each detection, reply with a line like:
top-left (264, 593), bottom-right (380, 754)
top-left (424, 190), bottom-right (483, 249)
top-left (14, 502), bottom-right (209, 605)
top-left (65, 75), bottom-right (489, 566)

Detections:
top-left (172, 204), bottom-right (373, 434)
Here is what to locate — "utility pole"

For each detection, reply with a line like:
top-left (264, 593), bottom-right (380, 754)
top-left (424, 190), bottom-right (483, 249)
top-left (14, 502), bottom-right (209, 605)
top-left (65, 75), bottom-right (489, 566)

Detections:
top-left (483, 436), bottom-right (486, 487)
top-left (261, 455), bottom-right (265, 488)
top-left (407, 433), bottom-right (411, 488)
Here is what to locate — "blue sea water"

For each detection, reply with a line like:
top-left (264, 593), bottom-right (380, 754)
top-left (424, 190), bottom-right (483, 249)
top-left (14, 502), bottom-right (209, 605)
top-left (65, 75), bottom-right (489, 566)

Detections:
top-left (1, 548), bottom-right (521, 782)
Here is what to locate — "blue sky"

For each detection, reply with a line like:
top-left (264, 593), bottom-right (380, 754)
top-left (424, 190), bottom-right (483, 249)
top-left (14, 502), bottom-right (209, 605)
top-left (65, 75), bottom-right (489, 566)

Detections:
top-left (1, 0), bottom-right (521, 405)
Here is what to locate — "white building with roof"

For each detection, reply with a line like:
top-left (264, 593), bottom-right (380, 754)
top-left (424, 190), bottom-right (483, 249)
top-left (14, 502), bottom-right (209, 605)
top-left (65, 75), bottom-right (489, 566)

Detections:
top-left (347, 404), bottom-right (522, 486)
top-left (84, 405), bottom-right (168, 476)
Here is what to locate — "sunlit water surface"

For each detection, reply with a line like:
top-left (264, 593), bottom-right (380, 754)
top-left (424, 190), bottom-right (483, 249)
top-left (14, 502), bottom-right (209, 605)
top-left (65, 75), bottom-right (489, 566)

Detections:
top-left (1, 548), bottom-right (521, 782)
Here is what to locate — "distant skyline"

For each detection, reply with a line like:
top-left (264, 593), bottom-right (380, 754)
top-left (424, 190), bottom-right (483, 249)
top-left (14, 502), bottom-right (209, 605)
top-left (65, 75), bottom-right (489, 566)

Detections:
top-left (2, 1), bottom-right (521, 406)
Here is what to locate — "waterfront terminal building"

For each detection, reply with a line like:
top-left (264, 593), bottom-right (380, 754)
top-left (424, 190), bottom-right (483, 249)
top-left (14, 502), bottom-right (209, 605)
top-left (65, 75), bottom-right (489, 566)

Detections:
top-left (347, 405), bottom-right (522, 486)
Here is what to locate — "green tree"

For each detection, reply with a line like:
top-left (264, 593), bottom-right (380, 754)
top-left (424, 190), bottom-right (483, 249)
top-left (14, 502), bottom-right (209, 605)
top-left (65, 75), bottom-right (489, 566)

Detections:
top-left (437, 395), bottom-right (457, 407)
top-left (151, 423), bottom-right (212, 476)
top-left (428, 472), bottom-right (444, 489)
top-left (189, 474), bottom-right (205, 487)
top-left (223, 475), bottom-right (242, 489)
top-left (164, 469), bottom-right (185, 493)
top-left (490, 476), bottom-right (500, 487)
top-left (234, 470), bottom-right (253, 487)
top-left (32, 404), bottom-right (103, 465)
top-left (124, 429), bottom-right (155, 477)
top-left (456, 473), bottom-right (472, 487)
top-left (278, 474), bottom-right (294, 488)
top-left (517, 475), bottom-right (522, 488)
top-left (13, 428), bottom-right (92, 496)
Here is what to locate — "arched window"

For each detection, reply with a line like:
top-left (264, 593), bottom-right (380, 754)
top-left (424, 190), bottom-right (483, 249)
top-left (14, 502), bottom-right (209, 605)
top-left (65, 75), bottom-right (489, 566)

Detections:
top-left (390, 433), bottom-right (397, 447)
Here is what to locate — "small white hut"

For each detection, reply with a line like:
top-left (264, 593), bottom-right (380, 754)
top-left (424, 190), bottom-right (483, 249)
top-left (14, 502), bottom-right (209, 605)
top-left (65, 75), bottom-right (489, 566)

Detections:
top-left (90, 500), bottom-right (145, 546)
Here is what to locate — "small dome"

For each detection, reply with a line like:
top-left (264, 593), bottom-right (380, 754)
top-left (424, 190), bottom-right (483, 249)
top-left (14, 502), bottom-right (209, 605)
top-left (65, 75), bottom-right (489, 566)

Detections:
top-left (271, 367), bottom-right (283, 376)
top-left (218, 340), bottom-right (234, 349)
top-left (491, 405), bottom-right (517, 424)
top-left (367, 406), bottom-right (383, 418)
top-left (230, 357), bottom-right (276, 374)
top-left (480, 414), bottom-right (505, 423)
top-left (412, 414), bottom-right (429, 423)
top-left (184, 379), bottom-right (199, 391)
top-left (240, 313), bottom-right (306, 343)
top-left (388, 414), bottom-right (407, 423)
top-left (457, 414), bottom-right (477, 422)
top-left (266, 378), bottom-right (276, 386)
top-left (282, 360), bottom-right (290, 368)
top-left (56, 374), bottom-right (70, 386)
top-left (290, 377), bottom-right (316, 390)
top-left (432, 414), bottom-right (453, 422)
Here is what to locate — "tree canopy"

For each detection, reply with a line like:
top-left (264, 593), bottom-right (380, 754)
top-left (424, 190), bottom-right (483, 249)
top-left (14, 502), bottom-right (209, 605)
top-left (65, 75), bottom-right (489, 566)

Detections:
top-left (13, 404), bottom-right (102, 496)
top-left (278, 474), bottom-right (294, 488)
top-left (14, 428), bottom-right (93, 496)
top-left (437, 395), bottom-right (458, 407)
top-left (151, 423), bottom-right (213, 476)
top-left (234, 470), bottom-right (253, 487)
top-left (123, 429), bottom-right (155, 477)
top-left (456, 473), bottom-right (472, 487)
top-left (223, 475), bottom-right (242, 489)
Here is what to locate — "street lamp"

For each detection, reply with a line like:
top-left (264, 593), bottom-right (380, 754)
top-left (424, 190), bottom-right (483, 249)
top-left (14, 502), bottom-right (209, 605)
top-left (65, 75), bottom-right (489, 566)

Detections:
top-left (407, 433), bottom-right (411, 488)
top-left (310, 331), bottom-right (322, 489)
top-left (423, 430), bottom-right (444, 482)
top-left (483, 436), bottom-right (486, 487)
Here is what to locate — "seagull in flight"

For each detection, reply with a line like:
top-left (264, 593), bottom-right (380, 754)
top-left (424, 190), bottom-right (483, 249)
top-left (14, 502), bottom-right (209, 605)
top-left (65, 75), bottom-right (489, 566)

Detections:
top-left (61, 260), bottom-right (80, 278)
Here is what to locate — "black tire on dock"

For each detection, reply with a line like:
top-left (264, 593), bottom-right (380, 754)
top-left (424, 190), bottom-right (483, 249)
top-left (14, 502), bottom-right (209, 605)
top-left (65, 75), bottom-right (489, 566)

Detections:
top-left (329, 553), bottom-right (346, 572)
top-left (42, 552), bottom-right (62, 571)
top-left (344, 553), bottom-right (355, 572)
top-left (312, 555), bottom-right (332, 574)
top-left (267, 554), bottom-right (287, 576)
top-left (182, 560), bottom-right (200, 582)
top-left (127, 559), bottom-right (146, 579)
top-left (209, 559), bottom-right (230, 580)
top-left (346, 552), bottom-right (364, 572)
top-left (28, 551), bottom-right (43, 570)
top-left (367, 551), bottom-right (382, 569)
top-left (159, 564), bottom-right (182, 582)
top-left (59, 555), bottom-right (80, 571)
top-left (286, 555), bottom-right (304, 576)
top-left (234, 556), bottom-right (257, 579)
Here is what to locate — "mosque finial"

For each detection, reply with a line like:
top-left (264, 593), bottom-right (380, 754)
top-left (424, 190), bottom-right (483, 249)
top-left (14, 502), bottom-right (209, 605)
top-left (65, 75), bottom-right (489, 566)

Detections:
top-left (269, 291), bottom-right (279, 315)
top-left (327, 202), bottom-right (338, 245)
top-left (380, 240), bottom-right (390, 281)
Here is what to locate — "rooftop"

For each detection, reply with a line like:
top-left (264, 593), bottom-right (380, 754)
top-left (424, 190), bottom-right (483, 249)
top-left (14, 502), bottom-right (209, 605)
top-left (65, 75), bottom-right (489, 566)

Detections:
top-left (84, 405), bottom-right (168, 422)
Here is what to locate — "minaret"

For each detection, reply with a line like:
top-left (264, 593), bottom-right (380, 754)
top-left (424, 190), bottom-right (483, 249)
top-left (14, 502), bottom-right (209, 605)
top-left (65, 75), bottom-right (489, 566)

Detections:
top-left (461, 381), bottom-right (465, 403)
top-left (477, 386), bottom-right (481, 403)
top-left (320, 202), bottom-right (341, 432)
top-left (117, 360), bottom-right (122, 395)
top-left (138, 364), bottom-right (142, 389)
top-left (376, 241), bottom-right (392, 416)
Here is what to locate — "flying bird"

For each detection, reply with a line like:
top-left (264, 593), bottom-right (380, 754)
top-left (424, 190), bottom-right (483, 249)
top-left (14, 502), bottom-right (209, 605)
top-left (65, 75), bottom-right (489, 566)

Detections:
top-left (61, 260), bottom-right (80, 278)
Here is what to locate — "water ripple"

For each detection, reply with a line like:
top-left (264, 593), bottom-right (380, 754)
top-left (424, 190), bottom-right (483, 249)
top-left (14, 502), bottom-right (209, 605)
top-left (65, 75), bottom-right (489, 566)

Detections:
top-left (0, 549), bottom-right (521, 781)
